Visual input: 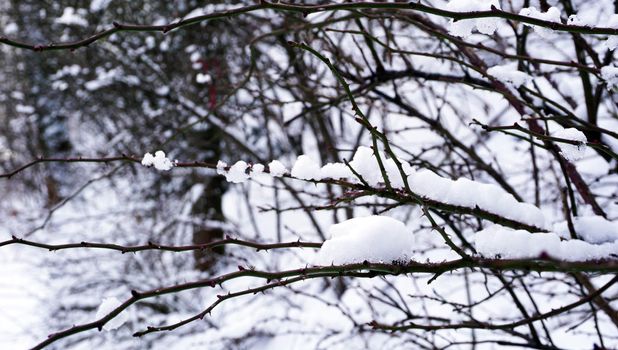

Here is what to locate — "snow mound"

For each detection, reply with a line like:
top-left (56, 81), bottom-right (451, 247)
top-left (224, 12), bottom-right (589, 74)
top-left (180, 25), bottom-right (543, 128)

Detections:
top-left (315, 216), bottom-right (414, 265)
top-left (408, 170), bottom-right (547, 230)
top-left (446, 0), bottom-right (502, 37)
top-left (552, 127), bottom-right (587, 161)
top-left (291, 155), bottom-right (322, 181)
top-left (519, 7), bottom-right (562, 38)
top-left (473, 225), bottom-right (618, 261)
top-left (268, 160), bottom-right (288, 177)
top-left (225, 160), bottom-right (250, 183)
top-left (141, 150), bottom-right (174, 171)
top-left (320, 162), bottom-right (353, 180)
top-left (347, 146), bottom-right (413, 187)
top-left (554, 216), bottom-right (618, 244)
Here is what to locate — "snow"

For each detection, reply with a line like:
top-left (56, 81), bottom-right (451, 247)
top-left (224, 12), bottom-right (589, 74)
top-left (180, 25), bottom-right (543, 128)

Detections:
top-left (602, 15), bottom-right (618, 51)
top-left (487, 63), bottom-right (532, 88)
top-left (267, 160), bottom-right (288, 177)
top-left (473, 225), bottom-right (618, 261)
top-left (320, 162), bottom-right (353, 180)
top-left (15, 104), bottom-right (35, 114)
top-left (224, 160), bottom-right (250, 183)
top-left (141, 151), bottom-right (174, 171)
top-left (554, 216), bottom-right (618, 244)
top-left (216, 160), bottom-right (227, 175)
top-left (3, 23), bottom-right (18, 35)
top-left (196, 73), bottom-right (212, 84)
top-left (519, 7), bottom-right (562, 38)
top-left (291, 155), bottom-right (322, 181)
top-left (89, 0), bottom-right (111, 12)
top-left (348, 146), bottom-right (382, 186)
top-left (252, 163), bottom-right (265, 176)
top-left (220, 159), bottom-right (289, 181)
top-left (383, 157), bottom-right (414, 188)
top-left (95, 297), bottom-right (128, 331)
top-left (600, 65), bottom-right (618, 88)
top-left (315, 216), bottom-right (414, 265)
top-left (567, 15), bottom-right (584, 26)
top-left (445, 0), bottom-right (501, 37)
top-left (223, 149), bottom-right (545, 230)
top-left (155, 86), bottom-right (170, 96)
top-left (84, 67), bottom-right (121, 91)
top-left (408, 170), bottom-right (547, 230)
top-left (55, 7), bottom-right (88, 27)
top-left (552, 127), bottom-right (588, 161)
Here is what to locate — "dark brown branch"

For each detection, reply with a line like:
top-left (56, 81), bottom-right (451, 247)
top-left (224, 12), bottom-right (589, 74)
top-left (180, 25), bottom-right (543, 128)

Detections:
top-left (0, 236), bottom-right (322, 253)
top-left (29, 258), bottom-right (618, 349)
top-left (3, 2), bottom-right (618, 52)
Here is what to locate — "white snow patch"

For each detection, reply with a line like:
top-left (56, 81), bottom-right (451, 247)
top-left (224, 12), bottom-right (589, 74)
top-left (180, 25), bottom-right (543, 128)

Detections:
top-left (487, 63), bottom-right (532, 88)
top-left (474, 225), bottom-right (618, 261)
top-left (3, 23), bottom-right (18, 35)
top-left (90, 0), bottom-right (111, 12)
top-left (602, 15), bottom-right (618, 51)
top-left (519, 7), bottom-right (562, 38)
top-left (554, 216), bottom-right (618, 244)
top-left (315, 216), bottom-right (414, 265)
top-left (320, 162), bottom-right (353, 180)
top-left (552, 127), bottom-right (587, 161)
top-left (252, 163), bottom-right (265, 176)
top-left (566, 15), bottom-right (584, 26)
top-left (216, 160), bottom-right (227, 175)
top-left (225, 160), bottom-right (250, 183)
top-left (84, 67), bottom-right (122, 91)
top-left (141, 150), bottom-right (174, 171)
top-left (55, 7), bottom-right (88, 27)
top-left (15, 104), bottom-right (35, 114)
top-left (601, 65), bottom-right (618, 88)
top-left (445, 0), bottom-right (502, 37)
top-left (95, 297), bottom-right (128, 331)
top-left (349, 146), bottom-right (382, 186)
top-left (408, 170), bottom-right (547, 230)
top-left (291, 155), bottom-right (322, 181)
top-left (196, 73), bottom-right (212, 84)
top-left (267, 160), bottom-right (288, 177)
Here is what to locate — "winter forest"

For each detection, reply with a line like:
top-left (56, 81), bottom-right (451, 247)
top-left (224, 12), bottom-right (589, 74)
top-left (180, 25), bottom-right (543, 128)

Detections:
top-left (1, 0), bottom-right (618, 349)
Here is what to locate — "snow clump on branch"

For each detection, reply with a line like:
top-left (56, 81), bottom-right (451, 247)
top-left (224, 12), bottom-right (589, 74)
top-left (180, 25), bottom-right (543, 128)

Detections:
top-left (518, 7), bottom-right (562, 38)
top-left (141, 151), bottom-right (175, 171)
top-left (552, 127), bottom-right (588, 162)
top-left (473, 225), bottom-right (618, 261)
top-left (554, 216), bottom-right (618, 244)
top-left (446, 0), bottom-right (502, 37)
top-left (268, 160), bottom-right (288, 177)
top-left (487, 63), bottom-right (532, 88)
top-left (315, 216), bottom-right (414, 265)
top-left (408, 170), bottom-right (548, 230)
top-left (220, 146), bottom-right (547, 230)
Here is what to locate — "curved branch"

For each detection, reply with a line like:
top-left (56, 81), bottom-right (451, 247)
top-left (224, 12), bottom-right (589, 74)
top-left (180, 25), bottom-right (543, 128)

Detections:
top-left (2, 2), bottom-right (617, 52)
top-left (30, 258), bottom-right (618, 349)
top-left (0, 236), bottom-right (322, 253)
